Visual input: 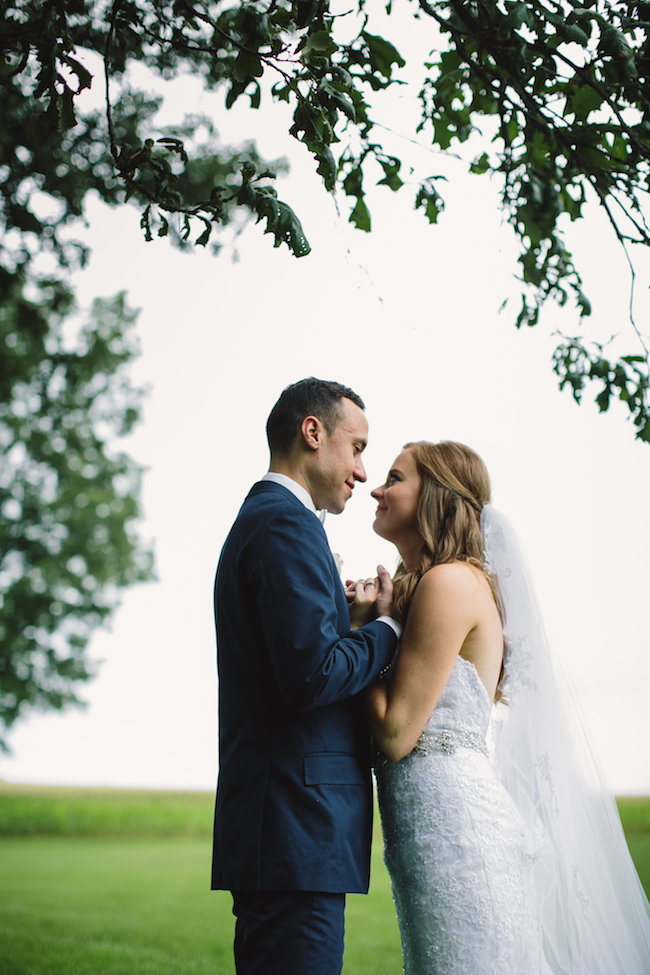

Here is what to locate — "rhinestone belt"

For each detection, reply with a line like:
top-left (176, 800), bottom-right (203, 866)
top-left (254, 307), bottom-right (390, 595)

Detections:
top-left (374, 728), bottom-right (488, 770)
top-left (412, 728), bottom-right (488, 757)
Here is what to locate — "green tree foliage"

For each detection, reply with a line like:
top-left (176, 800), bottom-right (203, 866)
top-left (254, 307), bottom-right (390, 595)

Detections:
top-left (412, 0), bottom-right (650, 438)
top-left (1, 0), bottom-right (287, 741)
top-left (2, 5), bottom-right (650, 723)
top-left (2, 1), bottom-right (649, 435)
top-left (1, 0), bottom-right (648, 741)
top-left (0, 274), bottom-right (155, 749)
top-left (0, 0), bottom-right (294, 269)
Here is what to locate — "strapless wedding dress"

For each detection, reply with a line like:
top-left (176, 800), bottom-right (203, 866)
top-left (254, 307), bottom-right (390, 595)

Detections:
top-left (375, 655), bottom-right (551, 975)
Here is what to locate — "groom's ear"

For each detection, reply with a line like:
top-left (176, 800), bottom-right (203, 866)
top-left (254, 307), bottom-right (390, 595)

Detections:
top-left (301, 415), bottom-right (322, 451)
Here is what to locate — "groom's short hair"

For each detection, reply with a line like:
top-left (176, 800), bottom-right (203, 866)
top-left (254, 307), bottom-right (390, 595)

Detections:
top-left (266, 377), bottom-right (365, 458)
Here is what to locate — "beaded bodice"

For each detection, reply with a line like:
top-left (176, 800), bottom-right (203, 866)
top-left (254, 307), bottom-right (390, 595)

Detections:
top-left (419, 654), bottom-right (491, 745)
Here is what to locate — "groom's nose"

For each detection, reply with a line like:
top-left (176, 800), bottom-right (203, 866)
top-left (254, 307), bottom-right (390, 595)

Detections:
top-left (354, 458), bottom-right (367, 482)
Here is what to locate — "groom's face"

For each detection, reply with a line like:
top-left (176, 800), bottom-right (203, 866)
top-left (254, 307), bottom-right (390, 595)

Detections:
top-left (312, 397), bottom-right (368, 514)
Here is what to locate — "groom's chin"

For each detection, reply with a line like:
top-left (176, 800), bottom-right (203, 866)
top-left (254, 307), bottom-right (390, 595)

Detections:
top-left (328, 500), bottom-right (346, 515)
top-left (328, 490), bottom-right (352, 515)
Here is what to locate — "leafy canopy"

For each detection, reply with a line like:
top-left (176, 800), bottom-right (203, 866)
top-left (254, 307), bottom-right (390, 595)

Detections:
top-left (2, 0), bottom-right (650, 436)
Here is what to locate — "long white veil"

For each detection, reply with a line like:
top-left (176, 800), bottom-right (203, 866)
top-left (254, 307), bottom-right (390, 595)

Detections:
top-left (481, 505), bottom-right (650, 974)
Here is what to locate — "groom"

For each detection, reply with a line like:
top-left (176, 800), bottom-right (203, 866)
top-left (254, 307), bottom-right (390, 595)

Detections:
top-left (211, 378), bottom-right (400, 975)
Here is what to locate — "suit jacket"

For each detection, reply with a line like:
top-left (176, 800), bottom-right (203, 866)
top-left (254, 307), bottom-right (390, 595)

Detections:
top-left (211, 480), bottom-right (398, 894)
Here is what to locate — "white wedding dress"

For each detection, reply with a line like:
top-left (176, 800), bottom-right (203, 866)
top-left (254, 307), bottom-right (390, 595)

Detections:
top-left (374, 507), bottom-right (650, 975)
top-left (375, 655), bottom-right (551, 975)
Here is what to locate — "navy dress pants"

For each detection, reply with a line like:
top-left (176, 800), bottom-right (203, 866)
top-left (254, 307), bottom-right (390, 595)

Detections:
top-left (231, 890), bottom-right (346, 975)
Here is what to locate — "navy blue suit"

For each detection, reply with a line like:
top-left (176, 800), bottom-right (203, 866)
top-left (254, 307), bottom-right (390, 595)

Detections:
top-left (211, 480), bottom-right (397, 969)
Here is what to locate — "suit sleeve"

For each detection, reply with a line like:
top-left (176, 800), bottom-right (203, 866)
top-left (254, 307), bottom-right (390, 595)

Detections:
top-left (251, 506), bottom-right (398, 711)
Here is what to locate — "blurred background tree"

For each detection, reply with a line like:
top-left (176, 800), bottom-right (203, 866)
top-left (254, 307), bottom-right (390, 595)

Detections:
top-left (1, 0), bottom-right (286, 744)
top-left (0, 278), bottom-right (154, 748)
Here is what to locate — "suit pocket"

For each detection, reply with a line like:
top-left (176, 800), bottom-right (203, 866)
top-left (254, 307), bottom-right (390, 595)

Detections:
top-left (303, 752), bottom-right (366, 786)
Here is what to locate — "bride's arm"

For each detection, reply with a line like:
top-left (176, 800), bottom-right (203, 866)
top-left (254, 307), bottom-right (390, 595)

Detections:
top-left (365, 563), bottom-right (476, 762)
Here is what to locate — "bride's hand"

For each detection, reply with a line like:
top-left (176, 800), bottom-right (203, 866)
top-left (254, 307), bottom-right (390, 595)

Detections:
top-left (345, 576), bottom-right (379, 628)
top-left (345, 565), bottom-right (393, 629)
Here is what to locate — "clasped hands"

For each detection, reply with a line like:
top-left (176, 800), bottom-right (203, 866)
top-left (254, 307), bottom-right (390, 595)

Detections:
top-left (345, 565), bottom-right (393, 629)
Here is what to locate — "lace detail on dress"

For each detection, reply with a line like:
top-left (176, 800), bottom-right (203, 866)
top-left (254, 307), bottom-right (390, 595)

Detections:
top-left (375, 656), bottom-right (549, 975)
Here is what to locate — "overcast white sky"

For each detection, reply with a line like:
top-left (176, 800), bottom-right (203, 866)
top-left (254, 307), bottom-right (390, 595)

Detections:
top-left (2, 14), bottom-right (649, 794)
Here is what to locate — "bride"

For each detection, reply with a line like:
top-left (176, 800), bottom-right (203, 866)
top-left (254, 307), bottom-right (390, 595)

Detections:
top-left (356, 440), bottom-right (650, 974)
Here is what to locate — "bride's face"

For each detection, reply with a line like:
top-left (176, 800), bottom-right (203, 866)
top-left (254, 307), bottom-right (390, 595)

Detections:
top-left (371, 449), bottom-right (422, 547)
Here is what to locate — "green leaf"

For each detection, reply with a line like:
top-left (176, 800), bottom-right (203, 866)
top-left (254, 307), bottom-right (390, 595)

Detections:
top-left (271, 82), bottom-right (291, 103)
top-left (255, 195), bottom-right (311, 256)
top-left (63, 56), bottom-right (93, 93)
top-left (349, 197), bottom-right (371, 231)
top-left (568, 85), bottom-right (602, 122)
top-left (249, 82), bottom-right (261, 109)
top-left (470, 152), bottom-right (490, 175)
top-left (376, 154), bottom-right (403, 191)
top-left (432, 118), bottom-right (454, 151)
top-left (225, 80), bottom-right (248, 109)
top-left (302, 30), bottom-right (338, 58)
top-left (324, 85), bottom-right (357, 122)
top-left (558, 23), bottom-right (589, 46)
top-left (362, 31), bottom-right (405, 77)
top-left (233, 52), bottom-right (264, 83)
top-left (506, 3), bottom-right (534, 30)
top-left (140, 205), bottom-right (152, 242)
top-left (415, 179), bottom-right (446, 225)
top-left (342, 164), bottom-right (363, 197)
top-left (57, 89), bottom-right (77, 132)
top-left (595, 387), bottom-right (611, 412)
top-left (623, 58), bottom-right (638, 81)
top-left (316, 148), bottom-right (337, 191)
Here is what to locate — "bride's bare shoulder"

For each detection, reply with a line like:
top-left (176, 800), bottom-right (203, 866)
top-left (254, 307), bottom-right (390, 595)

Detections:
top-left (418, 561), bottom-right (485, 592)
top-left (407, 563), bottom-right (482, 618)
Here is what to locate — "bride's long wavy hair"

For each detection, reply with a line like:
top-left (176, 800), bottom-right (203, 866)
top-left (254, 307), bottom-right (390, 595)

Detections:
top-left (392, 440), bottom-right (501, 625)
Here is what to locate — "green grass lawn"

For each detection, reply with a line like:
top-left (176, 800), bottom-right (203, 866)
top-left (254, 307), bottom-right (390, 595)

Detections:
top-left (0, 785), bottom-right (647, 975)
top-left (0, 836), bottom-right (404, 975)
top-left (1, 836), bottom-right (235, 975)
top-left (0, 784), bottom-right (402, 975)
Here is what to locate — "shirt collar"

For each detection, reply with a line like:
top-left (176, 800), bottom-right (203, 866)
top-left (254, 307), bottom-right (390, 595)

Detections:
top-left (262, 472), bottom-right (326, 523)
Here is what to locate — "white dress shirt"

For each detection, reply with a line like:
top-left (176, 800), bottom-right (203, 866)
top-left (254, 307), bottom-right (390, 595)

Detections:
top-left (262, 471), bottom-right (325, 520)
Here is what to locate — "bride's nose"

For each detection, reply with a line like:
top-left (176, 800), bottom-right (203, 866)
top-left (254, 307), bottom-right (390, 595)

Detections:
top-left (371, 485), bottom-right (383, 500)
